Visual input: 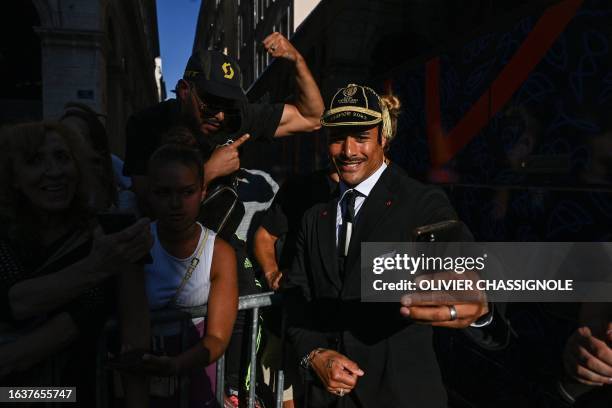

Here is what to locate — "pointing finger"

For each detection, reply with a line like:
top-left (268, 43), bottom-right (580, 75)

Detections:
top-left (230, 133), bottom-right (250, 149)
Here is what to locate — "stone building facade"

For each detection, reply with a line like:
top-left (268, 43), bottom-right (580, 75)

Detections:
top-left (193, 0), bottom-right (320, 89)
top-left (1, 0), bottom-right (164, 157)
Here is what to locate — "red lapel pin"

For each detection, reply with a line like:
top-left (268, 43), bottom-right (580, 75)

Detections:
top-left (321, 210), bottom-right (328, 216)
top-left (385, 199), bottom-right (392, 207)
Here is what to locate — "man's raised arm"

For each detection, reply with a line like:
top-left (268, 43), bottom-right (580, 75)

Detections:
top-left (262, 32), bottom-right (324, 137)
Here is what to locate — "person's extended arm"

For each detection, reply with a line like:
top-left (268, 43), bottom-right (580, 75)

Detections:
top-left (399, 190), bottom-right (488, 327)
top-left (0, 312), bottom-right (78, 377)
top-left (186, 238), bottom-right (237, 367)
top-left (7, 219), bottom-right (152, 320)
top-left (253, 226), bottom-right (282, 290)
top-left (142, 238), bottom-right (238, 374)
top-left (262, 32), bottom-right (324, 137)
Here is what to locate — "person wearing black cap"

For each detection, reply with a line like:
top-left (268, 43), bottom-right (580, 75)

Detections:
top-left (284, 84), bottom-right (488, 407)
top-left (123, 33), bottom-right (322, 405)
top-left (123, 32), bottom-right (324, 221)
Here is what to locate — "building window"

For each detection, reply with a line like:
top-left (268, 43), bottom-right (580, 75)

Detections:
top-left (280, 10), bottom-right (288, 38)
top-left (253, 41), bottom-right (258, 77)
top-left (237, 14), bottom-right (242, 59)
top-left (258, 0), bottom-right (264, 21)
top-left (257, 49), bottom-right (262, 77)
top-left (288, 6), bottom-right (292, 34)
top-left (253, 0), bottom-right (258, 27)
top-left (207, 27), bottom-right (214, 49)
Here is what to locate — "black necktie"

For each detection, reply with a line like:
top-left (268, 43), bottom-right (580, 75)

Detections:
top-left (339, 189), bottom-right (357, 258)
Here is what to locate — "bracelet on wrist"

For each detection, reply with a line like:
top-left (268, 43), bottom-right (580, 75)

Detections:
top-left (300, 348), bottom-right (324, 369)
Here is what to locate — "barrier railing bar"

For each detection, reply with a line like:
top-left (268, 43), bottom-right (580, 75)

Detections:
top-left (102, 293), bottom-right (281, 331)
top-left (0, 292), bottom-right (283, 408)
top-left (96, 330), bottom-right (108, 408)
top-left (180, 319), bottom-right (189, 408)
top-left (248, 306), bottom-right (259, 408)
top-left (275, 369), bottom-right (284, 408)
top-left (215, 354), bottom-right (226, 404)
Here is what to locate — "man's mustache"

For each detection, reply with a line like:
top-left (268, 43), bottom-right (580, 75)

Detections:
top-left (202, 117), bottom-right (222, 126)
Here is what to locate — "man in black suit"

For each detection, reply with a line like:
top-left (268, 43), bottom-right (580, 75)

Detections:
top-left (285, 84), bottom-right (489, 407)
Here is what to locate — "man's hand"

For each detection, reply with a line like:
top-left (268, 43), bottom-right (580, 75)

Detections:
top-left (263, 32), bottom-right (324, 136)
top-left (204, 133), bottom-right (250, 184)
top-left (399, 271), bottom-right (488, 328)
top-left (563, 324), bottom-right (612, 386)
top-left (264, 269), bottom-right (283, 291)
top-left (263, 32), bottom-right (300, 62)
top-left (310, 349), bottom-right (364, 396)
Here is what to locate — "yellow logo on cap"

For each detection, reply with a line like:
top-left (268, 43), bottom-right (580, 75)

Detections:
top-left (222, 63), bottom-right (234, 79)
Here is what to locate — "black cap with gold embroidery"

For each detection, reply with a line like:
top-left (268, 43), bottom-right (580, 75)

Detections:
top-left (183, 50), bottom-right (247, 103)
top-left (321, 84), bottom-right (383, 127)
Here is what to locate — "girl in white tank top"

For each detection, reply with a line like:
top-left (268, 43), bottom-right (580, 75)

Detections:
top-left (146, 221), bottom-right (215, 311)
top-left (140, 142), bottom-right (238, 407)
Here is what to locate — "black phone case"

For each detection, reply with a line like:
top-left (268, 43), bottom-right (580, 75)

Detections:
top-left (412, 220), bottom-right (464, 242)
top-left (96, 212), bottom-right (137, 234)
top-left (96, 213), bottom-right (153, 264)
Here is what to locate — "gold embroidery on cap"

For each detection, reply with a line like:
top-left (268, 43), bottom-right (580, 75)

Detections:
top-left (343, 86), bottom-right (358, 97)
top-left (222, 63), bottom-right (235, 79)
top-left (337, 85), bottom-right (359, 103)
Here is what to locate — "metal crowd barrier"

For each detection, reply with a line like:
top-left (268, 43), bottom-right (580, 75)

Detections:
top-left (97, 292), bottom-right (285, 408)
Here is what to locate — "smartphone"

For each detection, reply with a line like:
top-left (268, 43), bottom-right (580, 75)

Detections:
top-left (412, 220), bottom-right (464, 242)
top-left (97, 212), bottom-right (138, 234)
top-left (96, 212), bottom-right (153, 264)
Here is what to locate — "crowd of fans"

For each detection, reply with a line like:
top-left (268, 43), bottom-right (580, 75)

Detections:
top-left (1, 32), bottom-right (611, 408)
top-left (0, 32), bottom-right (323, 408)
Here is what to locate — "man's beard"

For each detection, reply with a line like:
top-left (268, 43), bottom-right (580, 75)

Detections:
top-left (178, 104), bottom-right (203, 133)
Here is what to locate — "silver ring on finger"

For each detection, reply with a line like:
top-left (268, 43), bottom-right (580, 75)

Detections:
top-left (270, 45), bottom-right (276, 52)
top-left (448, 305), bottom-right (458, 321)
top-left (337, 388), bottom-right (345, 397)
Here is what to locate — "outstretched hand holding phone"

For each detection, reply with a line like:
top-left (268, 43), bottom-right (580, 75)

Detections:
top-left (401, 220), bottom-right (488, 328)
top-left (93, 214), bottom-right (153, 267)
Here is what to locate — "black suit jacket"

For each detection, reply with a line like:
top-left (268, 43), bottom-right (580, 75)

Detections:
top-left (285, 163), bottom-right (459, 408)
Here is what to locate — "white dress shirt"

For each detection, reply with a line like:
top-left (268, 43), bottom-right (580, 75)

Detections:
top-left (336, 162), bottom-right (388, 245)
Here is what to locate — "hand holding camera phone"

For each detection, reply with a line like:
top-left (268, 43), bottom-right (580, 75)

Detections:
top-left (412, 220), bottom-right (464, 242)
top-left (95, 211), bottom-right (153, 264)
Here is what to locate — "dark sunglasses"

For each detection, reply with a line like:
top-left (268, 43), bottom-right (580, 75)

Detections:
top-left (192, 87), bottom-right (240, 118)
